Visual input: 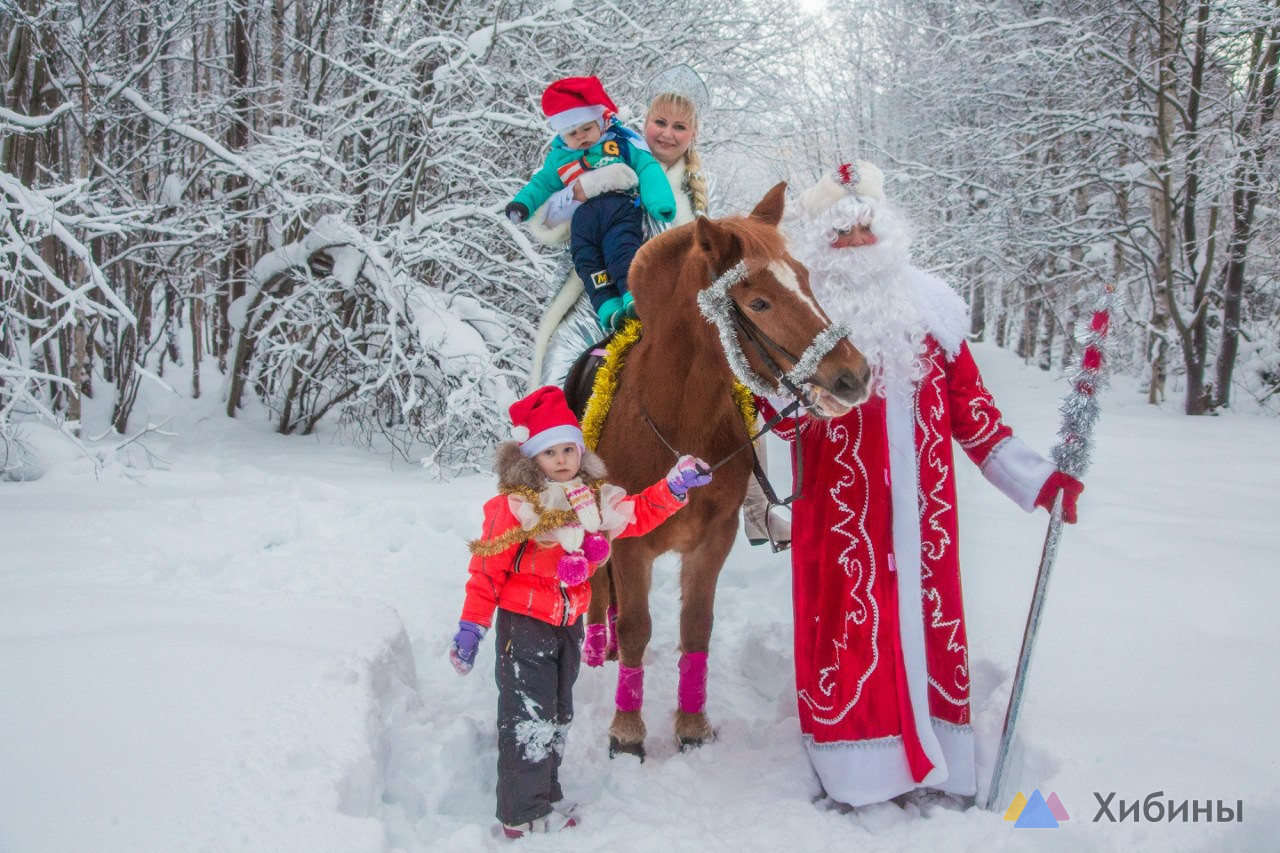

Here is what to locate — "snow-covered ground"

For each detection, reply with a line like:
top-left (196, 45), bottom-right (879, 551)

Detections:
top-left (1, 343), bottom-right (1276, 853)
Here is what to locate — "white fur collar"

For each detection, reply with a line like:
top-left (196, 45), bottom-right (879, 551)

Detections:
top-left (903, 266), bottom-right (969, 357)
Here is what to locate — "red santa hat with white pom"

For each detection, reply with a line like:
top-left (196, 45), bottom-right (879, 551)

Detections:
top-left (509, 386), bottom-right (585, 458)
top-left (796, 160), bottom-right (886, 221)
top-left (542, 76), bottom-right (618, 136)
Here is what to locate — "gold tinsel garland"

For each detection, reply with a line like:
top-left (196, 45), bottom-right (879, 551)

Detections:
top-left (579, 319), bottom-right (758, 451)
top-left (467, 482), bottom-right (606, 557)
top-left (730, 379), bottom-right (758, 437)
top-left (581, 319), bottom-right (643, 450)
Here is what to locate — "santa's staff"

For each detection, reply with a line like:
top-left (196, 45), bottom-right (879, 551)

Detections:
top-left (985, 283), bottom-right (1118, 811)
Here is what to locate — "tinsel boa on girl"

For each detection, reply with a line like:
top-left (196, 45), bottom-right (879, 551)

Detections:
top-left (468, 442), bottom-right (635, 586)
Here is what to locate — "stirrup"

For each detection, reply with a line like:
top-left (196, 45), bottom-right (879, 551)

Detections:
top-left (764, 506), bottom-right (791, 553)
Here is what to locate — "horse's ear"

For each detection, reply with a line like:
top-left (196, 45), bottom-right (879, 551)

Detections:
top-left (749, 181), bottom-right (788, 226)
top-left (694, 214), bottom-right (738, 266)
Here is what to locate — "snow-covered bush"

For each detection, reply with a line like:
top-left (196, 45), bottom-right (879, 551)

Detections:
top-left (227, 216), bottom-right (518, 472)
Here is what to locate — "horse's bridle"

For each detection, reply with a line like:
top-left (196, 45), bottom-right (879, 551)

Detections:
top-left (637, 259), bottom-right (853, 533)
top-left (695, 260), bottom-right (852, 401)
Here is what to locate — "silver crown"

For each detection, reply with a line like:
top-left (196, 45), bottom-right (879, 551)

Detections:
top-left (641, 64), bottom-right (711, 117)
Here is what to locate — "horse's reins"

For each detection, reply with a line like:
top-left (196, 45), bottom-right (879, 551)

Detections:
top-left (639, 395), bottom-right (802, 475)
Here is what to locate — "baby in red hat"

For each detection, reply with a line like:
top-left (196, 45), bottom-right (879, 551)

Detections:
top-left (505, 76), bottom-right (678, 334)
top-left (449, 385), bottom-right (709, 838)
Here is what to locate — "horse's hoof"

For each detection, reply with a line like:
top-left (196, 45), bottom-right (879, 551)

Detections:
top-left (609, 736), bottom-right (645, 762)
top-left (676, 728), bottom-right (719, 751)
top-left (674, 710), bottom-right (716, 746)
top-left (677, 735), bottom-right (705, 752)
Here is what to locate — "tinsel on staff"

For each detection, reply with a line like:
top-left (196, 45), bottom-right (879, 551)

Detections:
top-left (985, 281), bottom-right (1118, 812)
top-left (1051, 285), bottom-right (1118, 480)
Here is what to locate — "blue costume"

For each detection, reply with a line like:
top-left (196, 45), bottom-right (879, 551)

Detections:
top-left (508, 123), bottom-right (676, 330)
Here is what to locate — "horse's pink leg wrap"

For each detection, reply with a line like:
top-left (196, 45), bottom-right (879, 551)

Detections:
top-left (677, 651), bottom-right (708, 714)
top-left (616, 664), bottom-right (644, 712)
top-left (605, 605), bottom-right (619, 657)
top-left (583, 624), bottom-right (608, 667)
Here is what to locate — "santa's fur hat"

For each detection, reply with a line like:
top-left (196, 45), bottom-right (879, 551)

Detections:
top-left (795, 161), bottom-right (885, 222)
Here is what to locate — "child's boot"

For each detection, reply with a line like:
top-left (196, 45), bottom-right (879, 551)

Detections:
top-left (595, 295), bottom-right (624, 333)
top-left (501, 810), bottom-right (577, 839)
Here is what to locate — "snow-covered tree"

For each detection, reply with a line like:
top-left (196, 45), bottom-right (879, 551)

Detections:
top-left (1, 0), bottom-right (815, 475)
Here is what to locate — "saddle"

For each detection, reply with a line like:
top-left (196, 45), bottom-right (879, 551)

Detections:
top-left (563, 329), bottom-right (621, 423)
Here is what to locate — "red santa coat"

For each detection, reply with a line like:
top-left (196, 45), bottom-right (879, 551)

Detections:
top-left (765, 281), bottom-right (1054, 806)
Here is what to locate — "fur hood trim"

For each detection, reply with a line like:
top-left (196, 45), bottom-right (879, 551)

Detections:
top-left (527, 197), bottom-right (572, 246)
top-left (493, 440), bottom-right (608, 490)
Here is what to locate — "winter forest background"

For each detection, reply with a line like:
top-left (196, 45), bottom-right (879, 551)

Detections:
top-left (2, 0), bottom-right (1279, 476)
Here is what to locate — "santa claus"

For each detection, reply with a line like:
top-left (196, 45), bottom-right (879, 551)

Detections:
top-left (766, 162), bottom-right (1084, 808)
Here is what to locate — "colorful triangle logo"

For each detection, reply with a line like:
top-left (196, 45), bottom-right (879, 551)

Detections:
top-left (1014, 789), bottom-right (1060, 828)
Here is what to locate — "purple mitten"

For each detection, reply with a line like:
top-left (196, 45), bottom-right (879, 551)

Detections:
top-left (449, 621), bottom-right (486, 675)
top-left (666, 455), bottom-right (712, 498)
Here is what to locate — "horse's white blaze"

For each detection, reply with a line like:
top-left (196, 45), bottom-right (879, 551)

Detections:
top-left (766, 261), bottom-right (825, 319)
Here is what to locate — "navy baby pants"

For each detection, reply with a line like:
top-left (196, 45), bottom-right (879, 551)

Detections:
top-left (569, 192), bottom-right (644, 313)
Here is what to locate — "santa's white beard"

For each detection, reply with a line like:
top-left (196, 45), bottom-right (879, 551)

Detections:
top-left (792, 205), bottom-right (929, 392)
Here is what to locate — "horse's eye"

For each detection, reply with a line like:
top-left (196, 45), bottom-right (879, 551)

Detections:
top-left (749, 298), bottom-right (769, 312)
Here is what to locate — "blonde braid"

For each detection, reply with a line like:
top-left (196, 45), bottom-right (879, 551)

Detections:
top-left (684, 145), bottom-right (709, 216)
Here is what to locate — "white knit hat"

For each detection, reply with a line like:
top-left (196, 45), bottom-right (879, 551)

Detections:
top-left (796, 161), bottom-right (886, 221)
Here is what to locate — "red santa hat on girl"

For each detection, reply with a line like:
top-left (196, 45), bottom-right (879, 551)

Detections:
top-left (509, 386), bottom-right (585, 457)
top-left (542, 76), bottom-right (618, 135)
top-left (796, 161), bottom-right (886, 221)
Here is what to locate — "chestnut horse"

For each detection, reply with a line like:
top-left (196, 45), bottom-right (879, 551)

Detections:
top-left (586, 183), bottom-right (871, 757)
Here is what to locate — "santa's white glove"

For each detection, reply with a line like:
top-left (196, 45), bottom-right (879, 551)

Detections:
top-left (577, 163), bottom-right (639, 199)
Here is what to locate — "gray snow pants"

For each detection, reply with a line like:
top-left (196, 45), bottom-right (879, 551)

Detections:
top-left (494, 608), bottom-right (583, 825)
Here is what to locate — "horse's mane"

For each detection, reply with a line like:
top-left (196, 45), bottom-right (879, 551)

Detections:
top-left (631, 213), bottom-right (788, 309)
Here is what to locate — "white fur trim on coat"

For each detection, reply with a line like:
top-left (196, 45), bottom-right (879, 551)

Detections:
top-left (904, 267), bottom-right (970, 358)
top-left (528, 270), bottom-right (584, 388)
top-left (805, 721), bottom-right (975, 807)
top-left (980, 435), bottom-right (1056, 512)
top-left (578, 162), bottom-right (639, 198)
top-left (528, 195), bottom-right (573, 246)
top-left (663, 158), bottom-right (695, 224)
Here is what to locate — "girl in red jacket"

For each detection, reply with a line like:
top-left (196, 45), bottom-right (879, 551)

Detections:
top-left (449, 386), bottom-right (710, 838)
